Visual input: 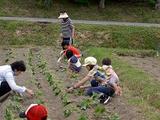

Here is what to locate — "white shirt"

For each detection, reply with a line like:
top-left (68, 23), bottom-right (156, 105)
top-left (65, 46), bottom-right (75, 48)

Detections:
top-left (0, 65), bottom-right (26, 93)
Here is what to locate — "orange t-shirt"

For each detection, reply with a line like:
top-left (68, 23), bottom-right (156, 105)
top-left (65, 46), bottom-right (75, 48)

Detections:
top-left (64, 45), bottom-right (81, 58)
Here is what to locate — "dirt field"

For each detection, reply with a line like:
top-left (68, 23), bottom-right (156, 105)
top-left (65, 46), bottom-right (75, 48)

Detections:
top-left (1, 47), bottom-right (159, 120)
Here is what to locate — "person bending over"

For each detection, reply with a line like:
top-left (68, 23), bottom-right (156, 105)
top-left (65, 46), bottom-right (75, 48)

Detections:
top-left (66, 50), bottom-right (81, 73)
top-left (57, 41), bottom-right (81, 63)
top-left (0, 60), bottom-right (34, 98)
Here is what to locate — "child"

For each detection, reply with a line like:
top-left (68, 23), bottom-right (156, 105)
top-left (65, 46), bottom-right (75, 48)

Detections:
top-left (57, 41), bottom-right (81, 63)
top-left (66, 50), bottom-right (81, 73)
top-left (19, 104), bottom-right (48, 120)
top-left (98, 58), bottom-right (122, 96)
top-left (58, 11), bottom-right (75, 45)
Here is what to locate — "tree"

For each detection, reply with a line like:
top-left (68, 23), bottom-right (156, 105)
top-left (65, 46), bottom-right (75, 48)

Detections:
top-left (99, 0), bottom-right (105, 8)
top-left (36, 0), bottom-right (53, 9)
top-left (155, 0), bottom-right (160, 9)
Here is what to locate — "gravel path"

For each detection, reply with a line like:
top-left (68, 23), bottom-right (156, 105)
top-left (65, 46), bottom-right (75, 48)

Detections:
top-left (0, 16), bottom-right (160, 27)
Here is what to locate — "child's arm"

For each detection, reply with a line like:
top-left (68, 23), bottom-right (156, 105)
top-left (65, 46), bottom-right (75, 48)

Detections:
top-left (57, 53), bottom-right (65, 63)
top-left (112, 83), bottom-right (122, 96)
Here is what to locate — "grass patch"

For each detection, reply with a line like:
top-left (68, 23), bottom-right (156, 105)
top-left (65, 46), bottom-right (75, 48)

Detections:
top-left (0, 0), bottom-right (160, 23)
top-left (86, 47), bottom-right (160, 120)
top-left (0, 20), bottom-right (160, 50)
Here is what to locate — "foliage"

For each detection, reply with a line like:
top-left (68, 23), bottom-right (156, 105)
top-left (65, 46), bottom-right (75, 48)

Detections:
top-left (36, 0), bottom-right (53, 9)
top-left (0, 21), bottom-right (160, 50)
top-left (1, 0), bottom-right (160, 23)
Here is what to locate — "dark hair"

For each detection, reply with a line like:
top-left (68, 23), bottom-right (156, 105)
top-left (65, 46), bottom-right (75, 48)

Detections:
top-left (59, 10), bottom-right (66, 14)
top-left (87, 65), bottom-right (95, 71)
top-left (61, 41), bottom-right (69, 50)
top-left (10, 60), bottom-right (26, 72)
top-left (102, 58), bottom-right (111, 65)
top-left (66, 50), bottom-right (73, 59)
top-left (41, 116), bottom-right (47, 120)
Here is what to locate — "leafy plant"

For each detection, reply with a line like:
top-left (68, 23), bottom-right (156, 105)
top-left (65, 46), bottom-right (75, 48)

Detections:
top-left (61, 94), bottom-right (71, 106)
top-left (78, 98), bottom-right (92, 110)
top-left (110, 113), bottom-right (120, 120)
top-left (94, 104), bottom-right (106, 118)
top-left (5, 108), bottom-right (13, 120)
top-left (54, 88), bottom-right (61, 96)
top-left (78, 114), bottom-right (88, 120)
top-left (63, 109), bottom-right (72, 118)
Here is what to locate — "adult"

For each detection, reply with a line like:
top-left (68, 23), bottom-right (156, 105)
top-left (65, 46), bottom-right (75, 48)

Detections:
top-left (0, 60), bottom-right (34, 98)
top-left (58, 11), bottom-right (75, 45)
top-left (19, 104), bottom-right (48, 120)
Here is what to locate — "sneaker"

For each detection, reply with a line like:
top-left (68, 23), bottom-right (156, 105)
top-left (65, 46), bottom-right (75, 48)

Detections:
top-left (99, 94), bottom-right (111, 104)
top-left (103, 96), bottom-right (111, 104)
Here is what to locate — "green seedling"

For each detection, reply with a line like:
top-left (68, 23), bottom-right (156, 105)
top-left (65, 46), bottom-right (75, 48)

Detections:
top-left (12, 95), bottom-right (23, 103)
top-left (61, 94), bottom-right (71, 106)
top-left (54, 88), bottom-right (61, 96)
top-left (94, 104), bottom-right (106, 118)
top-left (36, 90), bottom-right (43, 97)
top-left (63, 109), bottom-right (72, 118)
top-left (52, 83), bottom-right (58, 91)
top-left (71, 73), bottom-right (78, 79)
top-left (46, 73), bottom-right (53, 85)
top-left (78, 114), bottom-right (88, 120)
top-left (5, 108), bottom-right (13, 120)
top-left (110, 113), bottom-right (120, 120)
top-left (36, 99), bottom-right (45, 104)
top-left (78, 98), bottom-right (92, 110)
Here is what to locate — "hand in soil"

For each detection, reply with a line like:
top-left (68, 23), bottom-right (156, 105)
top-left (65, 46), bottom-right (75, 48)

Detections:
top-left (115, 86), bottom-right (122, 96)
top-left (66, 87), bottom-right (74, 93)
top-left (26, 88), bottom-right (34, 97)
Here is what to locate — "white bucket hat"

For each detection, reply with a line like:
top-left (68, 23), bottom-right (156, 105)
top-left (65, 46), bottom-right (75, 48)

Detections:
top-left (83, 57), bottom-right (97, 66)
top-left (58, 12), bottom-right (69, 19)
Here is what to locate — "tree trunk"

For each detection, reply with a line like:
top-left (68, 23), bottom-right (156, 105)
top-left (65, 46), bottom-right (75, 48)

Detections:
top-left (155, 0), bottom-right (160, 10)
top-left (99, 0), bottom-right (105, 9)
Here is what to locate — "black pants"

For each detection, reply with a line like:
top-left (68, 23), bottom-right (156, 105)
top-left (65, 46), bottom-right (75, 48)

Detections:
top-left (0, 81), bottom-right (11, 97)
top-left (63, 37), bottom-right (73, 45)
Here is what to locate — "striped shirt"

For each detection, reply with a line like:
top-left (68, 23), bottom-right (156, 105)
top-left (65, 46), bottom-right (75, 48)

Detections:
top-left (61, 18), bottom-right (73, 38)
